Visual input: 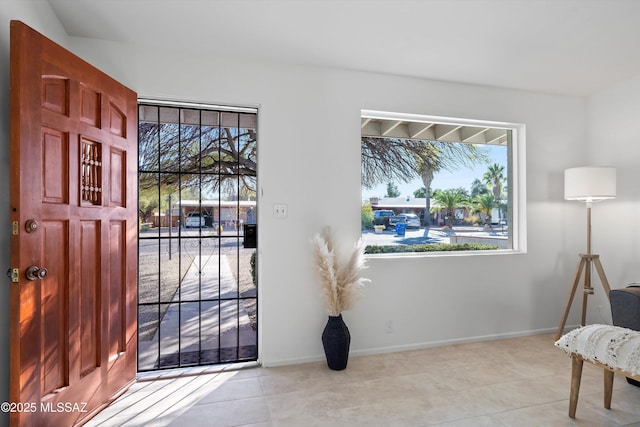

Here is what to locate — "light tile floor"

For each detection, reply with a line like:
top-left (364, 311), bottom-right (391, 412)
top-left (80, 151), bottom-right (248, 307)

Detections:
top-left (85, 333), bottom-right (640, 426)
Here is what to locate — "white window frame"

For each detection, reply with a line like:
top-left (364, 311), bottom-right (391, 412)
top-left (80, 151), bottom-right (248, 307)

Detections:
top-left (361, 110), bottom-right (527, 257)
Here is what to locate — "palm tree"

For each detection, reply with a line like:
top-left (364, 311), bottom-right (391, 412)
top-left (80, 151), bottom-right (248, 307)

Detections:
top-left (472, 193), bottom-right (499, 226)
top-left (483, 163), bottom-right (505, 204)
top-left (431, 188), bottom-right (469, 228)
top-left (414, 146), bottom-right (439, 226)
top-left (483, 164), bottom-right (506, 224)
top-left (414, 143), bottom-right (486, 226)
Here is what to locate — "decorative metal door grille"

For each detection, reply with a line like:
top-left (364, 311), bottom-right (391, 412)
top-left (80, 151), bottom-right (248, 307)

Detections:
top-left (81, 137), bottom-right (102, 205)
top-left (137, 101), bottom-right (258, 371)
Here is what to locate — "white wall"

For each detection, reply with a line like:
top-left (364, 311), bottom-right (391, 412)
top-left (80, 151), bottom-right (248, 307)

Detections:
top-left (2, 0), bottom-right (616, 393)
top-left (70, 38), bottom-right (589, 365)
top-left (585, 75), bottom-right (640, 322)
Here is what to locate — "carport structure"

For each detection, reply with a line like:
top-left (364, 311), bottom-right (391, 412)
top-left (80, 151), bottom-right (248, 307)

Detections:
top-left (361, 111), bottom-right (509, 145)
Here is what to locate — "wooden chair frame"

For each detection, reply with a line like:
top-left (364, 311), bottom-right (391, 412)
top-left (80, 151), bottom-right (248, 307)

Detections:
top-left (569, 353), bottom-right (640, 418)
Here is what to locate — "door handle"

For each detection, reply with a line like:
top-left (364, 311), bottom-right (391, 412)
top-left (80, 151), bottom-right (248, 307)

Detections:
top-left (25, 265), bottom-right (48, 281)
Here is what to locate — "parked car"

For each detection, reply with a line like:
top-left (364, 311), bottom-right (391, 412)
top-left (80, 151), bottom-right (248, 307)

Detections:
top-left (373, 210), bottom-right (395, 228)
top-left (185, 212), bottom-right (206, 228)
top-left (388, 215), bottom-right (407, 228)
top-left (397, 213), bottom-right (420, 228)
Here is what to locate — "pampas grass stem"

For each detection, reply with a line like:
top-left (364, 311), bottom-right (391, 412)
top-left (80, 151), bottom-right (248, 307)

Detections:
top-left (312, 229), bottom-right (369, 316)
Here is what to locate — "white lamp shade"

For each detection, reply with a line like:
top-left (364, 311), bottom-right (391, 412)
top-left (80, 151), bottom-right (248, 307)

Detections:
top-left (564, 166), bottom-right (616, 202)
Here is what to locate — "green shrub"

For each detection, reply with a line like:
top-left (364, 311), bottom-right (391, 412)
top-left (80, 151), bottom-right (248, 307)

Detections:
top-left (364, 243), bottom-right (500, 254)
top-left (250, 251), bottom-right (257, 285)
top-left (464, 215), bottom-right (482, 226)
top-left (361, 203), bottom-right (374, 229)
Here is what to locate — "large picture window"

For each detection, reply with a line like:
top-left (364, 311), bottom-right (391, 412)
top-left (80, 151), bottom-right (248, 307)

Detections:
top-left (361, 111), bottom-right (526, 255)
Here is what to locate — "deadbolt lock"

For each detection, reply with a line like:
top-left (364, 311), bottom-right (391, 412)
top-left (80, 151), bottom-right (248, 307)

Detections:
top-left (25, 219), bottom-right (39, 233)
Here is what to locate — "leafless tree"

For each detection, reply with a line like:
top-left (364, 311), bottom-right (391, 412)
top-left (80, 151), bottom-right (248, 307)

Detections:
top-left (138, 122), bottom-right (256, 195)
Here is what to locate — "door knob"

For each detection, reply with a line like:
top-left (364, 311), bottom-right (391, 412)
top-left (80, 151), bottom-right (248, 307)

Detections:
top-left (25, 265), bottom-right (48, 281)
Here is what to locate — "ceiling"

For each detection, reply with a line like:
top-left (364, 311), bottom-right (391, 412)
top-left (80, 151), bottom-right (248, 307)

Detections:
top-left (47, 0), bottom-right (640, 97)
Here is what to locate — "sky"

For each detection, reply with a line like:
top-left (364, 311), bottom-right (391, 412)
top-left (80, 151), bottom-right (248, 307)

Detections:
top-left (362, 144), bottom-right (507, 200)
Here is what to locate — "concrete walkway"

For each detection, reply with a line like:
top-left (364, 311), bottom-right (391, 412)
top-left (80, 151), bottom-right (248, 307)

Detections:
top-left (138, 254), bottom-right (256, 370)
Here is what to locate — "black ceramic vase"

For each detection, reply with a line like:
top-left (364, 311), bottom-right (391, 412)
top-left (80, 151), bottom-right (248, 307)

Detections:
top-left (322, 314), bottom-right (351, 370)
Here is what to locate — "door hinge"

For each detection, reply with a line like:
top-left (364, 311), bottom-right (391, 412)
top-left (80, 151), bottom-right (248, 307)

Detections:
top-left (7, 268), bottom-right (19, 283)
top-left (12, 221), bottom-right (19, 235)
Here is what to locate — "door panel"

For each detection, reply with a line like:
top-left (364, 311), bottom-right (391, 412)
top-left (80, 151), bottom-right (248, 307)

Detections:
top-left (108, 220), bottom-right (126, 357)
top-left (10, 21), bottom-right (137, 426)
top-left (42, 128), bottom-right (69, 204)
top-left (41, 220), bottom-right (68, 396)
top-left (79, 220), bottom-right (100, 377)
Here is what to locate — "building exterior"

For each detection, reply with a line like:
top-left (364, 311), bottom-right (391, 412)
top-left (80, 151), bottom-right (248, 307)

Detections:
top-left (152, 199), bottom-right (257, 229)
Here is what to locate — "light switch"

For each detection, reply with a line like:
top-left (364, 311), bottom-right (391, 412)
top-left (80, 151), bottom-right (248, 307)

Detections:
top-left (273, 203), bottom-right (288, 218)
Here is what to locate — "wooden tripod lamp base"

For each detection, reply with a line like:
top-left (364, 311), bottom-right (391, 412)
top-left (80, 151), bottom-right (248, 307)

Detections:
top-left (555, 253), bottom-right (612, 340)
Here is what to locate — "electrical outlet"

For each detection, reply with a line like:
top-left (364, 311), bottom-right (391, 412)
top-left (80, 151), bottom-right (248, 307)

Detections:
top-left (385, 320), bottom-right (393, 333)
top-left (273, 203), bottom-right (288, 218)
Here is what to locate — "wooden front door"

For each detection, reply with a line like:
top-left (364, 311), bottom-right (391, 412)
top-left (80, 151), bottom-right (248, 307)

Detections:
top-left (9, 21), bottom-right (137, 426)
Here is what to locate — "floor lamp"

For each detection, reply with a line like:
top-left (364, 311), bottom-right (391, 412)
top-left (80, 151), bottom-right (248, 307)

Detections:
top-left (556, 166), bottom-right (616, 340)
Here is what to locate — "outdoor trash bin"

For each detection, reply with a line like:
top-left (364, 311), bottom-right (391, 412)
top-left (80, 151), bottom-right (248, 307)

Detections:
top-left (395, 223), bottom-right (406, 236)
top-left (243, 224), bottom-right (257, 248)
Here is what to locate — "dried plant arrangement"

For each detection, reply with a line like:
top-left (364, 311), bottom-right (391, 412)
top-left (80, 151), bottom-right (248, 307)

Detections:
top-left (311, 228), bottom-right (369, 316)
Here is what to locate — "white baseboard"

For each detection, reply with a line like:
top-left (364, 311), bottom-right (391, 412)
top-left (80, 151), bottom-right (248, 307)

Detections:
top-left (260, 326), bottom-right (563, 368)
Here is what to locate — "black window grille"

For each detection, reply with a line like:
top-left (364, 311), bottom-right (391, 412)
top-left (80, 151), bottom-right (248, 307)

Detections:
top-left (137, 101), bottom-right (258, 371)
